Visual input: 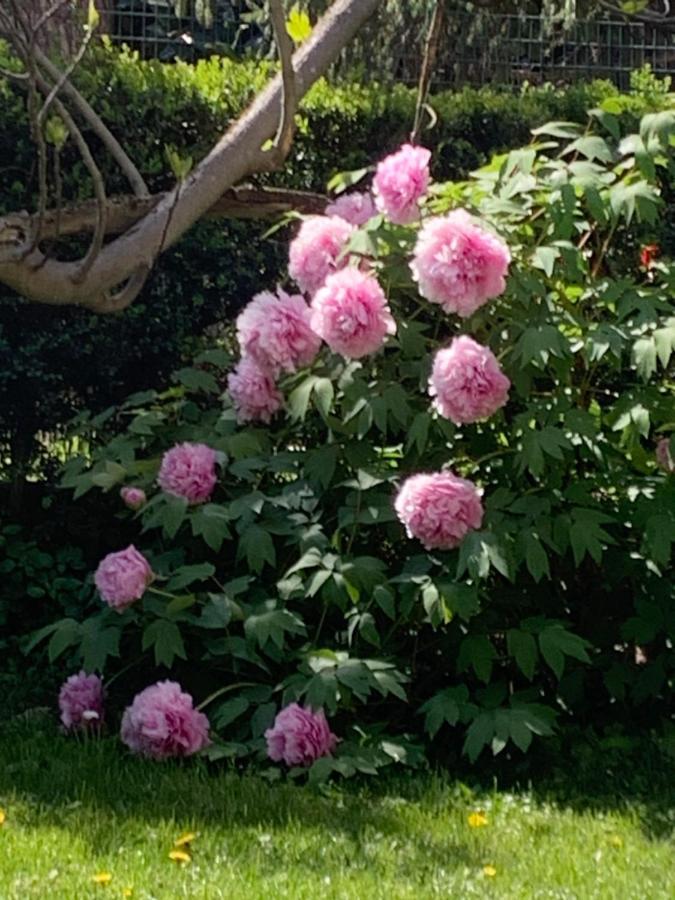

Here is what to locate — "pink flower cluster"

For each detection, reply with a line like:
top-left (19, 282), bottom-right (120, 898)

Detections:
top-left (325, 191), bottom-right (376, 226)
top-left (395, 472), bottom-right (484, 551)
top-left (430, 336), bottom-right (510, 425)
top-left (236, 288), bottom-right (321, 376)
top-left (373, 143), bottom-right (431, 225)
top-left (411, 209), bottom-right (510, 317)
top-left (94, 545), bottom-right (153, 612)
top-left (158, 442), bottom-right (217, 504)
top-left (58, 671), bottom-right (104, 731)
top-left (288, 215), bottom-right (354, 295)
top-left (120, 681), bottom-right (210, 760)
top-left (310, 268), bottom-right (396, 359)
top-left (265, 703), bottom-right (337, 766)
top-left (227, 356), bottom-right (283, 424)
top-left (656, 437), bottom-right (674, 473)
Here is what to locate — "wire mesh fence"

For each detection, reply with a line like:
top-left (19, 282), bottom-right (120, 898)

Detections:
top-left (99, 3), bottom-right (675, 89)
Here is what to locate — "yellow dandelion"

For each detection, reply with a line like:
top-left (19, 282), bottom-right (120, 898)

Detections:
top-left (92, 872), bottom-right (113, 885)
top-left (174, 831), bottom-right (197, 848)
top-left (122, 889), bottom-right (133, 898)
top-left (609, 834), bottom-right (623, 848)
top-left (0, 808), bottom-right (6, 826)
top-left (483, 864), bottom-right (497, 877)
top-left (168, 849), bottom-right (191, 864)
top-left (467, 811), bottom-right (488, 828)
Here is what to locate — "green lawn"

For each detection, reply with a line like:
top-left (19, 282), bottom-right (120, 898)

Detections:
top-left (0, 721), bottom-right (673, 899)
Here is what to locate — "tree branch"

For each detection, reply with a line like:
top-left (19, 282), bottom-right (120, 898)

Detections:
top-left (0, 0), bottom-right (382, 307)
top-left (0, 187), bottom-right (329, 245)
top-left (34, 47), bottom-right (149, 198)
top-left (411, 0), bottom-right (446, 144)
top-left (269, 0), bottom-right (297, 160)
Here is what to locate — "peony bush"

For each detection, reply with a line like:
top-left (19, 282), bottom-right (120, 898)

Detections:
top-left (36, 103), bottom-right (674, 779)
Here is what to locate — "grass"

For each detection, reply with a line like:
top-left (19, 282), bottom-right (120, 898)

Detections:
top-left (0, 721), bottom-right (673, 900)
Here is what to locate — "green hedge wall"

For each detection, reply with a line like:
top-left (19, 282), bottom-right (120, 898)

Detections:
top-left (0, 47), bottom-right (643, 492)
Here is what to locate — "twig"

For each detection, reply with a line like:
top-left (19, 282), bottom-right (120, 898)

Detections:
top-left (268, 0), bottom-right (297, 161)
top-left (37, 25), bottom-right (95, 129)
top-left (34, 47), bottom-right (149, 198)
top-left (411, 0), bottom-right (445, 144)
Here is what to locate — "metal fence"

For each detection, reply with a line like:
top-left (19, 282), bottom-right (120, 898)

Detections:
top-left (100, 3), bottom-right (675, 89)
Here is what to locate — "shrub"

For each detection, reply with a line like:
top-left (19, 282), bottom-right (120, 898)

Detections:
top-left (33, 99), bottom-right (675, 778)
top-left (0, 46), bottom-right (632, 492)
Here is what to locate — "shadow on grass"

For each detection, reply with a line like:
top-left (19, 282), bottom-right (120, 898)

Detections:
top-left (1, 715), bottom-right (673, 858)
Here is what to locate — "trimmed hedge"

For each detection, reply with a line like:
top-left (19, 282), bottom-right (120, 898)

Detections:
top-left (0, 48), bottom-right (658, 494)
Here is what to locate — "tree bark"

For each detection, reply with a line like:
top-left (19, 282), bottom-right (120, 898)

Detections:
top-left (0, 0), bottom-right (382, 310)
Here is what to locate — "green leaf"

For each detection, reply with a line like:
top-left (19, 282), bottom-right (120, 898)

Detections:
top-left (213, 696), bottom-right (250, 729)
top-left (80, 619), bottom-right (120, 672)
top-left (142, 619), bottom-right (187, 668)
top-left (523, 531), bottom-right (550, 582)
top-left (158, 494), bottom-right (188, 539)
top-left (191, 504), bottom-right (232, 552)
top-left (244, 608), bottom-right (306, 649)
top-left (420, 685), bottom-right (471, 738)
top-left (304, 445), bottom-right (339, 489)
top-left (406, 413), bottom-right (430, 454)
top-left (632, 337), bottom-right (657, 381)
top-left (48, 619), bottom-right (81, 662)
top-left (286, 4), bottom-right (312, 43)
top-left (174, 366), bottom-right (219, 393)
top-left (462, 711), bottom-right (495, 763)
top-left (507, 629), bottom-right (539, 680)
top-left (167, 563), bottom-right (215, 592)
top-left (250, 702), bottom-right (277, 738)
top-left (457, 635), bottom-right (496, 683)
top-left (539, 625), bottom-right (590, 679)
top-left (238, 526), bottom-right (276, 573)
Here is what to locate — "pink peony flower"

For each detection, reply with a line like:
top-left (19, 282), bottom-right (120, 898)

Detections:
top-left (373, 143), bottom-right (431, 225)
top-left (429, 335), bottom-right (511, 425)
top-left (410, 209), bottom-right (511, 317)
top-left (58, 671), bottom-right (104, 731)
top-left (325, 191), bottom-right (377, 226)
top-left (227, 356), bottom-right (283, 424)
top-left (236, 288), bottom-right (321, 376)
top-left (120, 486), bottom-right (147, 510)
top-left (310, 267), bottom-right (396, 359)
top-left (394, 471), bottom-right (484, 551)
top-left (158, 442), bottom-right (217, 505)
top-left (121, 681), bottom-right (210, 760)
top-left (656, 437), bottom-right (674, 473)
top-left (94, 545), bottom-right (153, 612)
top-left (265, 703), bottom-right (337, 767)
top-left (288, 215), bottom-right (354, 295)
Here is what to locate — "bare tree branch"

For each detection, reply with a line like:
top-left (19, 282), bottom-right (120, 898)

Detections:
top-left (269, 0), bottom-right (298, 161)
top-left (34, 47), bottom-right (149, 198)
top-left (0, 187), bottom-right (329, 246)
top-left (0, 0), bottom-right (382, 308)
top-left (37, 20), bottom-right (95, 129)
top-left (411, 0), bottom-right (446, 144)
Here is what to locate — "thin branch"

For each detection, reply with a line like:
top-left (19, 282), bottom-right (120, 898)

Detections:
top-left (34, 47), bottom-right (149, 198)
top-left (37, 25), bottom-right (95, 129)
top-left (84, 265), bottom-right (150, 314)
top-left (268, 0), bottom-right (297, 161)
top-left (33, 73), bottom-right (108, 282)
top-left (31, 0), bottom-right (72, 36)
top-left (411, 0), bottom-right (445, 144)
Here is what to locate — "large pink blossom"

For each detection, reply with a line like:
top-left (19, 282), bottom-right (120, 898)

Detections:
top-left (236, 288), bottom-right (321, 376)
top-left (310, 267), bottom-right (396, 359)
top-left (120, 681), bottom-right (210, 760)
top-left (58, 671), bottom-right (104, 731)
top-left (394, 472), bottom-right (483, 551)
top-left (227, 356), bottom-right (283, 424)
top-left (325, 191), bottom-right (377, 226)
top-left (120, 486), bottom-right (146, 510)
top-left (158, 442), bottom-right (217, 504)
top-left (373, 143), bottom-right (431, 225)
top-left (656, 437), bottom-right (674, 473)
top-left (288, 215), bottom-right (354, 295)
top-left (94, 545), bottom-right (153, 612)
top-left (265, 703), bottom-right (337, 767)
top-left (411, 209), bottom-right (511, 317)
top-left (430, 335), bottom-right (511, 425)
